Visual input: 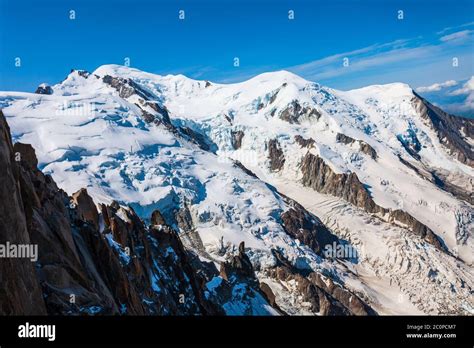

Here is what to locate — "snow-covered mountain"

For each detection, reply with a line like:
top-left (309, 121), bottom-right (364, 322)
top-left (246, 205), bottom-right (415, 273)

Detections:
top-left (1, 65), bottom-right (472, 315)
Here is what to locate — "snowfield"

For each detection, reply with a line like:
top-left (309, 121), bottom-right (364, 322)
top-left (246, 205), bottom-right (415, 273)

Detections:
top-left (1, 65), bottom-right (472, 315)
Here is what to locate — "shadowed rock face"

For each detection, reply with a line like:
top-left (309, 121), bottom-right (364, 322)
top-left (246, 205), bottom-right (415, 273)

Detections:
top-left (220, 242), bottom-right (255, 281)
top-left (279, 100), bottom-right (321, 124)
top-left (280, 198), bottom-right (338, 255)
top-left (397, 155), bottom-right (473, 205)
top-left (150, 209), bottom-right (166, 226)
top-left (412, 93), bottom-right (474, 167)
top-left (102, 74), bottom-right (172, 126)
top-left (12, 143), bottom-right (38, 169)
top-left (1, 111), bottom-right (263, 315)
top-left (294, 135), bottom-right (315, 148)
top-left (300, 152), bottom-right (443, 250)
top-left (0, 111), bottom-right (46, 315)
top-left (265, 250), bottom-right (376, 316)
top-left (336, 133), bottom-right (377, 160)
top-left (179, 126), bottom-right (214, 151)
top-left (301, 152), bottom-right (378, 212)
top-left (231, 130), bottom-right (245, 149)
top-left (359, 141), bottom-right (377, 160)
top-left (103, 75), bottom-right (155, 100)
top-left (35, 84), bottom-right (53, 95)
top-left (72, 188), bottom-right (100, 231)
top-left (268, 138), bottom-right (285, 171)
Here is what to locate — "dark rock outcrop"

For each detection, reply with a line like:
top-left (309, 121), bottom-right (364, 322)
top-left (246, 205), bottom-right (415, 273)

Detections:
top-left (268, 138), bottom-right (285, 171)
top-left (71, 188), bottom-right (100, 230)
top-left (214, 242), bottom-right (283, 314)
top-left (336, 133), bottom-right (377, 160)
top-left (301, 153), bottom-right (378, 212)
top-left (34, 84), bottom-right (53, 95)
top-left (12, 142), bottom-right (38, 169)
top-left (280, 200), bottom-right (338, 255)
top-left (231, 130), bottom-right (245, 150)
top-left (73, 69), bottom-right (91, 79)
top-left (265, 250), bottom-right (376, 315)
top-left (301, 152), bottom-right (443, 249)
top-left (151, 209), bottom-right (166, 226)
top-left (359, 141), bottom-right (377, 160)
top-left (412, 93), bottom-right (474, 167)
top-left (103, 75), bottom-right (154, 100)
top-left (259, 282), bottom-right (276, 306)
top-left (279, 100), bottom-right (321, 124)
top-left (103, 75), bottom-right (172, 126)
top-left (0, 111), bottom-right (46, 315)
top-left (1, 111), bottom-right (269, 315)
top-left (141, 101), bottom-right (172, 125)
top-left (175, 203), bottom-right (194, 233)
top-left (179, 126), bottom-right (214, 152)
top-left (335, 133), bottom-right (355, 145)
top-left (294, 135), bottom-right (315, 148)
top-left (233, 160), bottom-right (259, 179)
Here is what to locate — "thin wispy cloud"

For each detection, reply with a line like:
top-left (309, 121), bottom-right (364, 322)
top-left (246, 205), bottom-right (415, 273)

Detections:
top-left (440, 29), bottom-right (473, 42)
top-left (285, 24), bottom-right (473, 91)
top-left (287, 38), bottom-right (420, 79)
top-left (292, 44), bottom-right (437, 81)
top-left (436, 21), bottom-right (474, 35)
top-left (416, 80), bottom-right (458, 93)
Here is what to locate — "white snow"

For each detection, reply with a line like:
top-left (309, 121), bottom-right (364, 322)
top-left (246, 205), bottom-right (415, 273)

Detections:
top-left (1, 65), bottom-right (472, 315)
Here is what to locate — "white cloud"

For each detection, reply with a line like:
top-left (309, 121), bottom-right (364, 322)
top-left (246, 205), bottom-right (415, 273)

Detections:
top-left (449, 76), bottom-right (474, 95)
top-left (416, 80), bottom-right (458, 93)
top-left (440, 30), bottom-right (473, 42)
top-left (429, 77), bottom-right (474, 117)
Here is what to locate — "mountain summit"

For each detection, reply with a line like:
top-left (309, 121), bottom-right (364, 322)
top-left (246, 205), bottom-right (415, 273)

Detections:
top-left (0, 65), bottom-right (472, 315)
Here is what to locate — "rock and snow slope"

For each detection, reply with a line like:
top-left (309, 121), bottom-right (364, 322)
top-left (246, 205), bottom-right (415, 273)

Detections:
top-left (0, 65), bottom-right (472, 315)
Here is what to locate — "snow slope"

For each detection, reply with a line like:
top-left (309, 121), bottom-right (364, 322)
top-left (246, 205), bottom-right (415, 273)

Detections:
top-left (0, 65), bottom-right (472, 315)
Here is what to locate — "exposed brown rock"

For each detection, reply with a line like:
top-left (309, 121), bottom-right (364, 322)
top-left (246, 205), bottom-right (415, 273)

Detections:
top-left (268, 138), bottom-right (285, 171)
top-left (259, 282), bottom-right (276, 306)
top-left (0, 111), bottom-right (243, 316)
top-left (72, 188), bottom-right (100, 230)
top-left (265, 251), bottom-right (375, 315)
top-left (336, 133), bottom-right (377, 160)
top-left (151, 209), bottom-right (166, 226)
top-left (279, 100), bottom-right (321, 124)
top-left (359, 141), bottom-right (377, 160)
top-left (179, 126), bottom-right (213, 151)
top-left (175, 204), bottom-right (194, 232)
top-left (294, 135), bottom-right (315, 148)
top-left (301, 152), bottom-right (443, 249)
top-left (103, 75), bottom-right (172, 126)
top-left (231, 130), bottom-right (244, 149)
top-left (412, 93), bottom-right (474, 167)
top-left (269, 90), bottom-right (280, 104)
top-left (233, 160), bottom-right (258, 179)
top-left (215, 241), bottom-right (283, 314)
top-left (0, 110), bottom-right (46, 315)
top-left (301, 153), bottom-right (378, 212)
top-left (280, 204), bottom-right (338, 255)
top-left (336, 133), bottom-right (355, 145)
top-left (13, 142), bottom-right (38, 169)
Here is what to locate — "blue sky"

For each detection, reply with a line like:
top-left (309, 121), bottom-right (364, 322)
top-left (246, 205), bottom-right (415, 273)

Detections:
top-left (1, 0), bottom-right (473, 109)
